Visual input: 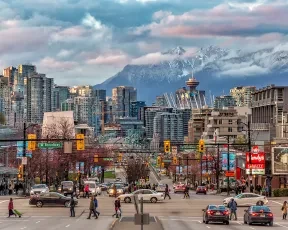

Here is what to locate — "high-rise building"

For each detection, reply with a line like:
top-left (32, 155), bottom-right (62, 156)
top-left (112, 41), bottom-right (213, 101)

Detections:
top-left (0, 76), bottom-right (11, 125)
top-left (112, 86), bottom-right (137, 118)
top-left (26, 73), bottom-right (53, 123)
top-left (175, 108), bottom-right (191, 137)
top-left (130, 101), bottom-right (146, 119)
top-left (153, 95), bottom-right (167, 107)
top-left (70, 86), bottom-right (92, 97)
top-left (10, 93), bottom-right (25, 128)
top-left (3, 66), bottom-right (17, 87)
top-left (153, 112), bottom-right (184, 142)
top-left (230, 86), bottom-right (256, 107)
top-left (92, 89), bottom-right (106, 101)
top-left (52, 86), bottom-right (70, 111)
top-left (74, 97), bottom-right (93, 125)
top-left (214, 95), bottom-right (236, 109)
top-left (61, 99), bottom-right (75, 111)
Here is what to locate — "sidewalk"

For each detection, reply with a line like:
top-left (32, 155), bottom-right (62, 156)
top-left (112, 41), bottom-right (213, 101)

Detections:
top-left (112, 217), bottom-right (164, 230)
top-left (0, 195), bottom-right (28, 200)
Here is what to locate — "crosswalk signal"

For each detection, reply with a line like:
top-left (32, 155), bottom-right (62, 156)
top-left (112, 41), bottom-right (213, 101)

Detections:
top-left (157, 156), bottom-right (161, 166)
top-left (164, 140), bottom-right (170, 153)
top-left (118, 153), bottom-right (123, 162)
top-left (76, 134), bottom-right (85, 150)
top-left (198, 139), bottom-right (205, 153)
top-left (161, 162), bottom-right (164, 168)
top-left (94, 154), bottom-right (99, 163)
top-left (173, 156), bottom-right (178, 165)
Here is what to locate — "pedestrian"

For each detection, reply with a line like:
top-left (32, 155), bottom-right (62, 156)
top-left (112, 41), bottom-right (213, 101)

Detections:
top-left (7, 198), bottom-right (16, 218)
top-left (70, 195), bottom-right (75, 217)
top-left (164, 184), bottom-right (171, 200)
top-left (183, 184), bottom-right (190, 199)
top-left (84, 184), bottom-right (90, 198)
top-left (228, 198), bottom-right (237, 221)
top-left (250, 184), bottom-right (254, 193)
top-left (112, 198), bottom-right (121, 218)
top-left (87, 196), bottom-right (97, 219)
top-left (282, 201), bottom-right (287, 220)
top-left (93, 195), bottom-right (100, 218)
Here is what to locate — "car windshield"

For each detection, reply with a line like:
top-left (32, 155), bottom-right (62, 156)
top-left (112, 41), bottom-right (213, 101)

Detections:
top-left (87, 184), bottom-right (95, 188)
top-left (252, 206), bottom-right (271, 212)
top-left (32, 185), bottom-right (46, 189)
top-left (62, 182), bottom-right (73, 187)
top-left (209, 205), bottom-right (226, 210)
top-left (235, 194), bottom-right (243, 198)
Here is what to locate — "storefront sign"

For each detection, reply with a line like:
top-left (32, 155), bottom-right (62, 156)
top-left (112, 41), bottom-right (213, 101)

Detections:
top-left (245, 152), bottom-right (265, 175)
top-left (246, 169), bottom-right (265, 175)
top-left (246, 164), bottom-right (265, 169)
top-left (246, 152), bottom-right (265, 164)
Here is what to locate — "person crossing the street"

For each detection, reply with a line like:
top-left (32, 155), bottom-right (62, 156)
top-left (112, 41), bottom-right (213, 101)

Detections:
top-left (87, 196), bottom-right (98, 219)
top-left (70, 195), bottom-right (76, 217)
top-left (164, 184), bottom-right (171, 200)
top-left (183, 184), bottom-right (190, 199)
top-left (92, 195), bottom-right (100, 218)
top-left (112, 198), bottom-right (121, 218)
top-left (228, 198), bottom-right (237, 221)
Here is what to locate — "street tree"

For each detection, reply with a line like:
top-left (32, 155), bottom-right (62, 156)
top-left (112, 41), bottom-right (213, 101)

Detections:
top-left (124, 157), bottom-right (150, 184)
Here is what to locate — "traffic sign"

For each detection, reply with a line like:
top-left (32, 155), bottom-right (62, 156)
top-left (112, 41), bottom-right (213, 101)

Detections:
top-left (22, 157), bottom-right (27, 165)
top-left (225, 171), bottom-right (235, 177)
top-left (38, 143), bottom-right (62, 149)
top-left (180, 145), bottom-right (196, 151)
top-left (27, 134), bottom-right (36, 151)
top-left (163, 159), bottom-right (172, 163)
top-left (103, 158), bottom-right (113, 161)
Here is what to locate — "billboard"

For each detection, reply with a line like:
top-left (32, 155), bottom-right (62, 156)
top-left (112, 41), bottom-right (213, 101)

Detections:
top-left (222, 153), bottom-right (236, 171)
top-left (246, 152), bottom-right (265, 164)
top-left (245, 152), bottom-right (265, 175)
top-left (16, 141), bottom-right (32, 159)
top-left (272, 147), bottom-right (288, 175)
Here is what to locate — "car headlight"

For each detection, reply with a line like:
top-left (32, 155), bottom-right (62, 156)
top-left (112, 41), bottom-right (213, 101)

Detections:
top-left (69, 188), bottom-right (72, 191)
top-left (30, 191), bottom-right (34, 194)
top-left (117, 189), bottom-right (123, 193)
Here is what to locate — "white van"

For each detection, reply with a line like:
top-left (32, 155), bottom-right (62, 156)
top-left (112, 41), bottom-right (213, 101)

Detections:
top-left (84, 181), bottom-right (101, 195)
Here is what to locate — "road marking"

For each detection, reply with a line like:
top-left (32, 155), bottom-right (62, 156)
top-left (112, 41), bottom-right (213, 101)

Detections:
top-left (198, 221), bottom-right (202, 223)
top-left (271, 200), bottom-right (283, 205)
top-left (237, 221), bottom-right (242, 225)
top-left (0, 200), bottom-right (8, 204)
top-left (36, 221), bottom-right (40, 224)
top-left (276, 223), bottom-right (288, 229)
top-left (249, 227), bottom-right (255, 230)
top-left (206, 226), bottom-right (210, 228)
top-left (20, 227), bottom-right (27, 230)
top-left (65, 224), bottom-right (70, 228)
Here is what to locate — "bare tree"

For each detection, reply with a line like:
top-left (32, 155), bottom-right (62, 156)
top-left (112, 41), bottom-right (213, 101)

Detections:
top-left (124, 157), bottom-right (149, 183)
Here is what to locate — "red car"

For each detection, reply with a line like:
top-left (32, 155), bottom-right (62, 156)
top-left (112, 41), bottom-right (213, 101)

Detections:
top-left (174, 184), bottom-right (186, 193)
top-left (196, 186), bottom-right (207, 194)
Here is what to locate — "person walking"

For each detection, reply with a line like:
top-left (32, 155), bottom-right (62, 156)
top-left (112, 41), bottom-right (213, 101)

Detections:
top-left (164, 184), bottom-right (171, 200)
top-left (183, 184), bottom-right (190, 199)
top-left (84, 184), bottom-right (90, 198)
top-left (70, 195), bottom-right (76, 217)
top-left (87, 196), bottom-right (97, 219)
top-left (93, 196), bottom-right (100, 217)
top-left (282, 201), bottom-right (287, 220)
top-left (228, 198), bottom-right (237, 221)
top-left (8, 198), bottom-right (16, 218)
top-left (112, 198), bottom-right (121, 218)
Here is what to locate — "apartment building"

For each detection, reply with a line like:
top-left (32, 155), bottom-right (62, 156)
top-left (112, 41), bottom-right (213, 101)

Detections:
top-left (230, 86), bottom-right (256, 107)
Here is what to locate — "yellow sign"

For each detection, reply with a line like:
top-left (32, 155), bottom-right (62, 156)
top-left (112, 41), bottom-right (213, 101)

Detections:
top-left (118, 153), bottom-right (123, 162)
top-left (164, 140), bottom-right (171, 153)
top-left (76, 134), bottom-right (85, 150)
top-left (27, 134), bottom-right (36, 151)
top-left (157, 156), bottom-right (161, 166)
top-left (173, 156), bottom-right (178, 165)
top-left (94, 154), bottom-right (99, 163)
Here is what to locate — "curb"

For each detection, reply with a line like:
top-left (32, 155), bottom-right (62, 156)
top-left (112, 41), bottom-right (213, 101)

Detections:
top-left (109, 218), bottom-right (119, 230)
top-left (155, 216), bottom-right (165, 230)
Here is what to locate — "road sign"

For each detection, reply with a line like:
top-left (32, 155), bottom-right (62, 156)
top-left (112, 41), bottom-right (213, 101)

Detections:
top-left (163, 159), bottom-right (172, 163)
top-left (76, 134), bottom-right (85, 150)
top-left (38, 143), bottom-right (62, 149)
top-left (103, 158), bottom-right (113, 161)
top-left (172, 146), bottom-right (177, 155)
top-left (22, 157), bottom-right (27, 165)
top-left (225, 171), bottom-right (235, 177)
top-left (180, 145), bottom-right (196, 151)
top-left (27, 134), bottom-right (36, 151)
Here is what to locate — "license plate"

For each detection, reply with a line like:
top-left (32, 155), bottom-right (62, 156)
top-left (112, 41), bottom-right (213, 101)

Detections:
top-left (260, 214), bottom-right (265, 217)
top-left (215, 212), bottom-right (221, 215)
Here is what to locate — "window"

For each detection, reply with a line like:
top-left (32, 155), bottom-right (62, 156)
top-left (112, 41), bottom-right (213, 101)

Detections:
top-left (143, 190), bottom-right (153, 194)
top-left (228, 127), bottom-right (233, 132)
top-left (252, 206), bottom-right (270, 212)
top-left (50, 193), bottom-right (60, 198)
top-left (219, 120), bottom-right (222, 124)
top-left (228, 120), bottom-right (232, 124)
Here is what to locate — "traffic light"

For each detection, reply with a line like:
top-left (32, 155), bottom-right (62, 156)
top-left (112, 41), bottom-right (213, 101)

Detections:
top-left (27, 134), bottom-right (36, 151)
top-left (157, 156), bottom-right (161, 166)
top-left (18, 165), bottom-right (23, 180)
top-left (76, 134), bottom-right (85, 150)
top-left (173, 156), bottom-right (178, 165)
top-left (94, 154), bottom-right (99, 163)
top-left (164, 140), bottom-right (170, 153)
top-left (118, 154), bottom-right (123, 162)
top-left (161, 162), bottom-right (164, 168)
top-left (198, 139), bottom-right (205, 153)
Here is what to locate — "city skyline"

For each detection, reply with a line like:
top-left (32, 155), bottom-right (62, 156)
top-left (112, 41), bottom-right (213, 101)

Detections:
top-left (0, 0), bottom-right (287, 86)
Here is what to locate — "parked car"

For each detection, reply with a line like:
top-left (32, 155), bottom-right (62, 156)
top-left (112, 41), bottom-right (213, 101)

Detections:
top-left (174, 184), bottom-right (186, 193)
top-left (118, 189), bottom-right (164, 203)
top-left (196, 186), bottom-right (207, 195)
top-left (83, 181), bottom-right (101, 195)
top-left (244, 206), bottom-right (273, 226)
top-left (223, 193), bottom-right (268, 207)
top-left (30, 184), bottom-right (49, 195)
top-left (202, 205), bottom-right (229, 225)
top-left (173, 182), bottom-right (185, 189)
top-left (29, 192), bottom-right (78, 208)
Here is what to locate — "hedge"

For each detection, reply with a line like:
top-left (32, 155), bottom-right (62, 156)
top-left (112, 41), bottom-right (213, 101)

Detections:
top-left (273, 188), bottom-right (288, 197)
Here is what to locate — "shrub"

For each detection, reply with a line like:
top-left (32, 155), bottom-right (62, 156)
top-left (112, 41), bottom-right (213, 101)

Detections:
top-left (273, 188), bottom-right (288, 197)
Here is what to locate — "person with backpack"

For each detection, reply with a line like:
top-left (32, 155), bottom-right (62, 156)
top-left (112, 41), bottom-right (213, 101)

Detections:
top-left (87, 196), bottom-right (98, 219)
top-left (228, 198), bottom-right (237, 221)
top-left (183, 184), bottom-right (190, 199)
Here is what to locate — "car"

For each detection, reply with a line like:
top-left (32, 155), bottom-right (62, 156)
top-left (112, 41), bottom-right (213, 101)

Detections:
top-left (244, 206), bottom-right (273, 226)
top-left (99, 183), bottom-right (109, 191)
top-left (83, 181), bottom-right (101, 195)
top-left (156, 184), bottom-right (166, 193)
top-left (115, 178), bottom-right (122, 182)
top-left (58, 181), bottom-right (74, 196)
top-left (174, 184), bottom-right (186, 193)
top-left (29, 192), bottom-right (78, 208)
top-left (118, 189), bottom-right (164, 203)
top-left (30, 184), bottom-right (49, 195)
top-left (196, 186), bottom-right (207, 195)
top-left (173, 182), bottom-right (185, 189)
top-left (202, 205), bottom-right (230, 225)
top-left (223, 193), bottom-right (268, 207)
top-left (107, 184), bottom-right (125, 197)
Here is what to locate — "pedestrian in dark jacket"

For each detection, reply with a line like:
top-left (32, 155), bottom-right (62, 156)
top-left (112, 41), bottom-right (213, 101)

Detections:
top-left (183, 184), bottom-right (190, 199)
top-left (92, 196), bottom-right (100, 217)
top-left (70, 195), bottom-right (75, 217)
top-left (87, 196), bottom-right (97, 219)
top-left (112, 198), bottom-right (121, 218)
top-left (164, 184), bottom-right (171, 200)
top-left (228, 198), bottom-right (237, 220)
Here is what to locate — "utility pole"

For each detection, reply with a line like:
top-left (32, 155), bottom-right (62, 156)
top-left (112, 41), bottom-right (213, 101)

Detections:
top-left (216, 144), bottom-right (220, 191)
top-left (45, 135), bottom-right (49, 185)
top-left (186, 155), bottom-right (188, 185)
top-left (23, 122), bottom-right (27, 196)
top-left (248, 121), bottom-right (252, 189)
top-left (227, 136), bottom-right (230, 196)
top-left (200, 152), bottom-right (203, 186)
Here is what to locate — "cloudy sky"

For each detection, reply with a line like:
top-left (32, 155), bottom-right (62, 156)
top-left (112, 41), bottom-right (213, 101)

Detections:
top-left (0, 0), bottom-right (287, 85)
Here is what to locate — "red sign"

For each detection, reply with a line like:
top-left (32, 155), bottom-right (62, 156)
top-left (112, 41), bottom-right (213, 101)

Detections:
top-left (252, 146), bottom-right (259, 154)
top-left (246, 152), bottom-right (265, 164)
top-left (245, 164), bottom-right (265, 169)
top-left (225, 171), bottom-right (235, 177)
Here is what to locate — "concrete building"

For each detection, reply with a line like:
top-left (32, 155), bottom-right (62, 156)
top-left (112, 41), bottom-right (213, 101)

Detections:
top-left (69, 86), bottom-right (92, 97)
top-left (115, 117), bottom-right (144, 137)
top-left (61, 99), bottom-right (75, 111)
top-left (52, 86), bottom-right (70, 111)
top-left (0, 77), bottom-right (11, 125)
top-left (112, 86), bottom-right (137, 118)
top-left (153, 95), bottom-right (167, 107)
top-left (3, 66), bottom-right (17, 87)
top-left (10, 93), bottom-right (25, 128)
top-left (26, 74), bottom-right (54, 123)
top-left (230, 86), bottom-right (256, 107)
top-left (130, 101), bottom-right (146, 119)
top-left (153, 112), bottom-right (184, 142)
top-left (92, 89), bottom-right (106, 101)
top-left (175, 108), bottom-right (191, 137)
top-left (74, 97), bottom-right (93, 125)
top-left (250, 84), bottom-right (288, 141)
top-left (214, 95), bottom-right (236, 109)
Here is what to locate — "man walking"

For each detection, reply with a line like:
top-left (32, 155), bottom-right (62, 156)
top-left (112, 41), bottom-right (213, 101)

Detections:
top-left (164, 184), bottom-right (171, 200)
top-left (70, 195), bottom-right (75, 217)
top-left (228, 198), bottom-right (237, 220)
top-left (93, 196), bottom-right (100, 218)
top-left (183, 184), bottom-right (190, 199)
top-left (87, 196), bottom-right (98, 219)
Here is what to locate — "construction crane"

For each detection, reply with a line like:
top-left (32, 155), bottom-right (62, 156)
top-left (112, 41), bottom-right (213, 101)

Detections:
top-left (93, 106), bottom-right (128, 135)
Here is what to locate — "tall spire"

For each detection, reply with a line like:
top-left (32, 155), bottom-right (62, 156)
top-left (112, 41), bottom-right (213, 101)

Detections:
top-left (186, 75), bottom-right (199, 91)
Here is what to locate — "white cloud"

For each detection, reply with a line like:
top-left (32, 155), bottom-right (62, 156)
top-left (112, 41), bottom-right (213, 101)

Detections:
top-left (86, 53), bottom-right (130, 66)
top-left (131, 52), bottom-right (176, 65)
top-left (220, 62), bottom-right (269, 76)
top-left (57, 50), bottom-right (74, 58)
top-left (37, 57), bottom-right (78, 72)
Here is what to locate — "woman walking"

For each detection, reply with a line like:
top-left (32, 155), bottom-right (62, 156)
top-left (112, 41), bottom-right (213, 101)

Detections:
top-left (164, 184), bottom-right (171, 200)
top-left (282, 201), bottom-right (287, 220)
top-left (8, 198), bottom-right (16, 218)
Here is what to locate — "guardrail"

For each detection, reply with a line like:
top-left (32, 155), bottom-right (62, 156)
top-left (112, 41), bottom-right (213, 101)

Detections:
top-left (149, 164), bottom-right (161, 182)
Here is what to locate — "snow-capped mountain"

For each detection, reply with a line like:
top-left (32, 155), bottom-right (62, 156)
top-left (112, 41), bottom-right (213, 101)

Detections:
top-left (94, 45), bottom-right (288, 105)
